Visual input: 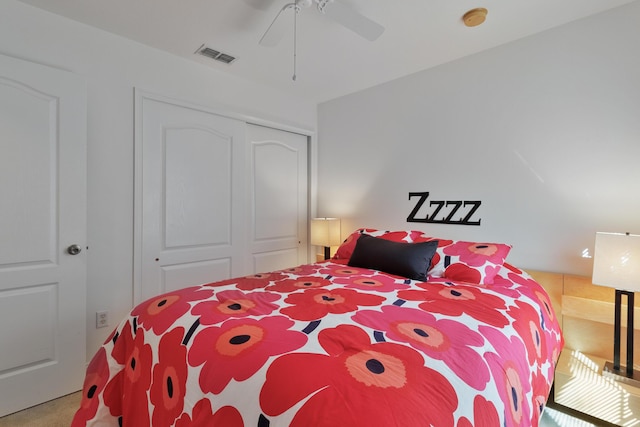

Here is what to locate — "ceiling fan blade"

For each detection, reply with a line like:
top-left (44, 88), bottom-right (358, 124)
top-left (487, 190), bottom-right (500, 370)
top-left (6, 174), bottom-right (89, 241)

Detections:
top-left (259, 3), bottom-right (294, 47)
top-left (321, 0), bottom-right (384, 41)
top-left (243, 0), bottom-right (279, 11)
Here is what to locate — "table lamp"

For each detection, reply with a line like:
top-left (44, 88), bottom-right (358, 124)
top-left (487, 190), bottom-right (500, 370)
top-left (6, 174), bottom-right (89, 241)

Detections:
top-left (310, 218), bottom-right (341, 260)
top-left (592, 232), bottom-right (640, 385)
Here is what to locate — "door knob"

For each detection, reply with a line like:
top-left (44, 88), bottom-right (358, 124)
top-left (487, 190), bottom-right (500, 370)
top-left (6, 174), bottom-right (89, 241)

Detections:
top-left (67, 244), bottom-right (82, 255)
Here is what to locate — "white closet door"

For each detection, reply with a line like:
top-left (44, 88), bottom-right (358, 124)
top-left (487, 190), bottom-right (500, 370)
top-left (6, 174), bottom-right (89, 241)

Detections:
top-left (247, 124), bottom-right (308, 273)
top-left (0, 54), bottom-right (87, 416)
top-left (135, 92), bottom-right (247, 302)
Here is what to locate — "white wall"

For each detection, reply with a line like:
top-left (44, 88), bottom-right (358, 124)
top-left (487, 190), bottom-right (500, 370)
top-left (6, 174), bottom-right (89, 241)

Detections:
top-left (0, 0), bottom-right (316, 357)
top-left (318, 2), bottom-right (640, 277)
top-left (3, 0), bottom-right (639, 361)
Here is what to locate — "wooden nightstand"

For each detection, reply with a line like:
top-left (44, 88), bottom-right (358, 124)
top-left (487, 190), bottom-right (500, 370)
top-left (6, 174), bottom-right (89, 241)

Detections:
top-left (551, 350), bottom-right (640, 426)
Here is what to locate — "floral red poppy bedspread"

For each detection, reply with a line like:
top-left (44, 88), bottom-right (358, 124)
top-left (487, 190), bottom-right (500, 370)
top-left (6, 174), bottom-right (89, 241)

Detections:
top-left (72, 261), bottom-right (563, 427)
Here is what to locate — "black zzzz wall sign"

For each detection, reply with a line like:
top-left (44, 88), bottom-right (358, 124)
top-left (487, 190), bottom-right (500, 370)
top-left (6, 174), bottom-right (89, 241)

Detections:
top-left (407, 192), bottom-right (481, 226)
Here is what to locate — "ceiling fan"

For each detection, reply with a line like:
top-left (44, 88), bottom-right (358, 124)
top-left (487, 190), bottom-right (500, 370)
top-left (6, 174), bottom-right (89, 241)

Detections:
top-left (259, 0), bottom-right (385, 47)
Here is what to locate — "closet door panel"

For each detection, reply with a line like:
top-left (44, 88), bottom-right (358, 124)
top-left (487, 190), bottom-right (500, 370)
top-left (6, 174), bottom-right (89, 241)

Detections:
top-left (135, 91), bottom-right (310, 302)
top-left (253, 249), bottom-right (299, 274)
top-left (253, 141), bottom-right (299, 240)
top-left (136, 92), bottom-right (246, 302)
top-left (247, 124), bottom-right (308, 272)
top-left (164, 126), bottom-right (231, 248)
top-left (161, 258), bottom-right (231, 293)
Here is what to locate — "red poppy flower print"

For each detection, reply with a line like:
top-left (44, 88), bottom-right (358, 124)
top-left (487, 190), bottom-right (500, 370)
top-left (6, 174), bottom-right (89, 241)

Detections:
top-left (188, 316), bottom-right (307, 394)
top-left (332, 230), bottom-right (362, 259)
top-left (456, 395), bottom-right (500, 427)
top-left (103, 325), bottom-right (119, 346)
top-left (150, 327), bottom-right (188, 427)
top-left (487, 274), bottom-right (522, 297)
top-left (509, 300), bottom-right (549, 366)
top-left (443, 263), bottom-right (482, 284)
top-left (444, 241), bottom-right (511, 267)
top-left (503, 263), bottom-right (523, 274)
top-left (103, 322), bottom-right (153, 426)
top-left (481, 325), bottom-right (532, 427)
top-left (413, 235), bottom-right (453, 246)
top-left (191, 289), bottom-right (280, 326)
top-left (509, 273), bottom-right (564, 363)
top-left (352, 305), bottom-right (489, 390)
top-left (102, 373), bottom-right (125, 423)
top-left (279, 264), bottom-right (322, 276)
top-left (412, 237), bottom-right (453, 269)
top-left (209, 272), bottom-right (288, 291)
top-left (175, 399), bottom-right (244, 427)
top-left (508, 272), bottom-right (560, 335)
top-left (280, 288), bottom-right (385, 321)
top-left (265, 275), bottom-right (332, 293)
top-left (109, 319), bottom-right (132, 365)
top-left (260, 324), bottom-right (458, 427)
top-left (534, 288), bottom-right (555, 325)
top-left (317, 263), bottom-right (371, 278)
top-left (332, 270), bottom-right (409, 293)
top-left (530, 369), bottom-right (552, 426)
top-left (131, 286), bottom-right (214, 334)
top-left (71, 348), bottom-right (110, 426)
top-left (399, 282), bottom-right (509, 327)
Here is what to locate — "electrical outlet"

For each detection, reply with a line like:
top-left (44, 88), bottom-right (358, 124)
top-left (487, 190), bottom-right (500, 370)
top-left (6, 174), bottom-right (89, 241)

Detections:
top-left (96, 310), bottom-right (109, 328)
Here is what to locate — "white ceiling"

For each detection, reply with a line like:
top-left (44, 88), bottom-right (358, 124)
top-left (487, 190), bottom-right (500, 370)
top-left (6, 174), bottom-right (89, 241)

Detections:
top-left (16, 0), bottom-right (638, 103)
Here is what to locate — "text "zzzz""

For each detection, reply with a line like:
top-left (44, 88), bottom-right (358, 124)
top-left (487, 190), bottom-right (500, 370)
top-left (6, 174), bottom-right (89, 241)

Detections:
top-left (407, 192), bottom-right (481, 226)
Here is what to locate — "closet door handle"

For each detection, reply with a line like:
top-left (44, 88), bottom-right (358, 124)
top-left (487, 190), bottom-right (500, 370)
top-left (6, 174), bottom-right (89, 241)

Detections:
top-left (67, 244), bottom-right (82, 255)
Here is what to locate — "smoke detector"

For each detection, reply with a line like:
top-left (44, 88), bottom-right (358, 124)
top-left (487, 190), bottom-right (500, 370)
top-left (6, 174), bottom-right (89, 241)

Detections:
top-left (463, 8), bottom-right (488, 27)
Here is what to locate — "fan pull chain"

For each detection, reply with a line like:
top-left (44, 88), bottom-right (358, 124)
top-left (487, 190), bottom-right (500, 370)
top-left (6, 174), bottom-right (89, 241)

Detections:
top-left (292, 0), bottom-right (298, 81)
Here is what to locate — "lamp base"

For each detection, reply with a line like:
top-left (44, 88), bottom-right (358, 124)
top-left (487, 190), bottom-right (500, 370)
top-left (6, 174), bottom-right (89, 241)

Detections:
top-left (603, 361), bottom-right (640, 388)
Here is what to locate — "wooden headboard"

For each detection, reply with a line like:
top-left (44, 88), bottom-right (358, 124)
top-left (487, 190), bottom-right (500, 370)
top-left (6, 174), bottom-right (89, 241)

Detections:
top-left (528, 269), bottom-right (638, 360)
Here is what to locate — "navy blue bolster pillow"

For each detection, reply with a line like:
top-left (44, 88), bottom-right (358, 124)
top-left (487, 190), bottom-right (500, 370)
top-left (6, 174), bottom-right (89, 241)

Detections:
top-left (347, 234), bottom-right (438, 281)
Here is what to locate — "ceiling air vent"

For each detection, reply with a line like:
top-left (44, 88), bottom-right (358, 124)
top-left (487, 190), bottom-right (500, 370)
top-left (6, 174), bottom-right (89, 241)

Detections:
top-left (195, 45), bottom-right (236, 64)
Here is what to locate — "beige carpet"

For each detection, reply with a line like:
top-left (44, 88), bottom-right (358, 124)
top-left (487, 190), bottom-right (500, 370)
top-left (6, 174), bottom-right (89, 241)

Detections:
top-left (0, 392), bottom-right (81, 427)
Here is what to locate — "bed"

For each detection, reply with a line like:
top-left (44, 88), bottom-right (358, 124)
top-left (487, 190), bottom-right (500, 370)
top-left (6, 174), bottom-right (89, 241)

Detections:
top-left (72, 229), bottom-right (564, 427)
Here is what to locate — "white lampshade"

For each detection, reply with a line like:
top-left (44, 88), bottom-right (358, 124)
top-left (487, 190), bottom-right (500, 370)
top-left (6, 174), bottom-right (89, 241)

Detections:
top-left (592, 232), bottom-right (640, 292)
top-left (310, 218), bottom-right (341, 247)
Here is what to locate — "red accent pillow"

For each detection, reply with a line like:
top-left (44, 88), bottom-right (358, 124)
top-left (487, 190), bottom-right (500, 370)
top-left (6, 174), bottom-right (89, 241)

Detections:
top-left (414, 236), bottom-right (512, 284)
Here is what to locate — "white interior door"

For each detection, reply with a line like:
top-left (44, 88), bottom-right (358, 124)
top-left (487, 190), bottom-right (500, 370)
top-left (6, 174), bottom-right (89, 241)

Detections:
top-left (0, 54), bottom-right (87, 416)
top-left (247, 124), bottom-right (308, 272)
top-left (135, 92), bottom-right (247, 302)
